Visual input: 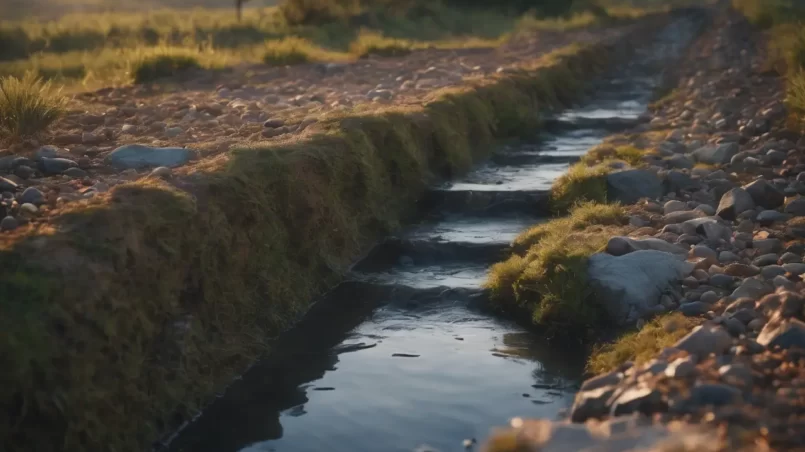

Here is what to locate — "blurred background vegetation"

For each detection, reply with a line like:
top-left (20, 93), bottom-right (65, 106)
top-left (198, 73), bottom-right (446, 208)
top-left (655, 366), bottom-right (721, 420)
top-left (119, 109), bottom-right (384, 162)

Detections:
top-left (0, 0), bottom-right (687, 89)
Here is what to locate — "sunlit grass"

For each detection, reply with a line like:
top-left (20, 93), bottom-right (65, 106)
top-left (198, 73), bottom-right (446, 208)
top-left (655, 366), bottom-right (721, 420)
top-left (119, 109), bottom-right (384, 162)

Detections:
top-left (0, 73), bottom-right (66, 138)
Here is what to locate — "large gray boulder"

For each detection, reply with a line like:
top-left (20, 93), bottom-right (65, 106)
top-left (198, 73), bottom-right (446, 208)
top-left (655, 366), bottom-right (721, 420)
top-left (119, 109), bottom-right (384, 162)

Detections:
top-left (690, 142), bottom-right (739, 165)
top-left (587, 250), bottom-right (695, 326)
top-left (606, 169), bottom-right (663, 204)
top-left (107, 144), bottom-right (193, 169)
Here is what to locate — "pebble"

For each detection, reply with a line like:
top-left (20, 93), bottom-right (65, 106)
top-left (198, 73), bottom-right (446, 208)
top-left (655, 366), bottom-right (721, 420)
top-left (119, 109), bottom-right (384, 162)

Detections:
top-left (782, 263), bottom-right (805, 275)
top-left (784, 197), bottom-right (805, 215)
top-left (778, 252), bottom-right (801, 264)
top-left (664, 200), bottom-right (687, 214)
top-left (0, 215), bottom-right (18, 231)
top-left (752, 253), bottom-right (780, 267)
top-left (680, 301), bottom-right (709, 316)
top-left (724, 263), bottom-right (760, 277)
top-left (709, 274), bottom-right (735, 288)
top-left (723, 317), bottom-right (746, 336)
top-left (760, 265), bottom-right (787, 279)
top-left (756, 210), bottom-right (791, 225)
top-left (718, 251), bottom-right (740, 263)
top-left (63, 167), bottom-right (88, 178)
top-left (753, 238), bottom-right (782, 254)
top-left (700, 291), bottom-right (719, 304)
top-left (18, 187), bottom-right (44, 206)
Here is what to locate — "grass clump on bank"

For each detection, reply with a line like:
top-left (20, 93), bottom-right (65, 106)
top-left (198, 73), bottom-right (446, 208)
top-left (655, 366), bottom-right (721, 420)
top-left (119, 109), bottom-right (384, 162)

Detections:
top-left (586, 313), bottom-right (703, 374)
top-left (486, 202), bottom-right (627, 333)
top-left (131, 50), bottom-right (202, 83)
top-left (0, 73), bottom-right (65, 138)
top-left (580, 144), bottom-right (646, 167)
top-left (0, 37), bottom-right (625, 452)
top-left (550, 161), bottom-right (611, 213)
top-left (262, 36), bottom-right (348, 66)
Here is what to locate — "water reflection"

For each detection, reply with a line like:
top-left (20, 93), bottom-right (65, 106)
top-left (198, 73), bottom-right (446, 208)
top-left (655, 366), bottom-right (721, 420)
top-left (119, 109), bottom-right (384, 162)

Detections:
top-left (165, 284), bottom-right (585, 452)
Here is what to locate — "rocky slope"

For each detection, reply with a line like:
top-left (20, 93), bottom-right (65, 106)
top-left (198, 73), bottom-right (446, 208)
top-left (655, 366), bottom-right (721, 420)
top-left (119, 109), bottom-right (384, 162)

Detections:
top-left (486, 6), bottom-right (805, 452)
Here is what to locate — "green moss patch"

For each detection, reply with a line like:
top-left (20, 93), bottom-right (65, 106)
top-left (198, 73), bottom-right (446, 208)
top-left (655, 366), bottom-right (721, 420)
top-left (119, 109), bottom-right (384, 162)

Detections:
top-left (549, 161), bottom-right (612, 213)
top-left (0, 31), bottom-right (646, 451)
top-left (485, 202), bottom-right (628, 334)
top-left (586, 313), bottom-right (703, 374)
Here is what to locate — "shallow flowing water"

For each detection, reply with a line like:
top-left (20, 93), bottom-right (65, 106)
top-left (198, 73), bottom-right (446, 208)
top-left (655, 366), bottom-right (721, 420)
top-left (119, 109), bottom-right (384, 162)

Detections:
top-left (164, 15), bottom-right (702, 452)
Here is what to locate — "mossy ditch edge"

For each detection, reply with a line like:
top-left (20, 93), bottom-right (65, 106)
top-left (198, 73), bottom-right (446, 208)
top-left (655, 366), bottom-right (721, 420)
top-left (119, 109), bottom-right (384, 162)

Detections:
top-left (0, 17), bottom-right (669, 452)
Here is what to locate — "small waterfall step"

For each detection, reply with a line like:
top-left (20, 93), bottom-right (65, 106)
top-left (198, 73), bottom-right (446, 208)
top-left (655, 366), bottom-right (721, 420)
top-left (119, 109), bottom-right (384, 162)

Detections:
top-left (350, 262), bottom-right (489, 290)
top-left (354, 238), bottom-right (509, 272)
top-left (406, 214), bottom-right (545, 245)
top-left (422, 188), bottom-right (550, 215)
top-left (542, 115), bottom-right (645, 133)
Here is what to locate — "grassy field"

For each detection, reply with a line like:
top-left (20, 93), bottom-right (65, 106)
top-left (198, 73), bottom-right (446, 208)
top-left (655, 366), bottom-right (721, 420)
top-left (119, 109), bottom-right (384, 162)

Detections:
top-left (0, 0), bottom-right (669, 91)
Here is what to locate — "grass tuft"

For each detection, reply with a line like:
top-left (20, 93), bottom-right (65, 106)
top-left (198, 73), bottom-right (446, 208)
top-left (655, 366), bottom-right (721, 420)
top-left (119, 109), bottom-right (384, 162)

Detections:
top-left (580, 144), bottom-right (645, 167)
top-left (485, 202), bottom-right (626, 334)
top-left (549, 161), bottom-right (611, 213)
top-left (586, 313), bottom-right (703, 374)
top-left (350, 31), bottom-right (416, 58)
top-left (131, 50), bottom-right (202, 83)
top-left (262, 36), bottom-right (348, 66)
top-left (0, 73), bottom-right (65, 138)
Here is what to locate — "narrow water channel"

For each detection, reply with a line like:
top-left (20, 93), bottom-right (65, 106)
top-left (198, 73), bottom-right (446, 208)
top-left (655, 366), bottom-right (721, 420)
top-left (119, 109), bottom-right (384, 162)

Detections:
top-left (164, 15), bottom-right (702, 452)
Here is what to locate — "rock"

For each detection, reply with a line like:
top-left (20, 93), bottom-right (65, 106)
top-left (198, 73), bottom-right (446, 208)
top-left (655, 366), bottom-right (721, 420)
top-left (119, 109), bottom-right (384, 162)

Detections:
top-left (685, 383), bottom-right (742, 407)
top-left (39, 157), bottom-right (78, 175)
top-left (14, 165), bottom-right (34, 179)
top-left (779, 252), bottom-right (801, 264)
top-left (667, 154), bottom-right (695, 169)
top-left (696, 204), bottom-right (716, 216)
top-left (580, 371), bottom-right (622, 392)
top-left (609, 386), bottom-right (663, 417)
top-left (718, 251), bottom-right (740, 264)
top-left (674, 324), bottom-right (733, 357)
top-left (756, 210), bottom-right (791, 225)
top-left (570, 385), bottom-right (616, 422)
top-left (587, 250), bottom-right (694, 326)
top-left (35, 145), bottom-right (60, 160)
top-left (63, 167), bottom-right (87, 178)
top-left (730, 278), bottom-right (772, 299)
top-left (680, 301), bottom-right (709, 316)
top-left (107, 144), bottom-right (193, 169)
top-left (606, 170), bottom-right (663, 204)
top-left (716, 188), bottom-right (755, 221)
top-left (719, 363), bottom-right (753, 386)
top-left (753, 253), bottom-right (780, 267)
top-left (753, 238), bottom-right (782, 254)
top-left (263, 118), bottom-right (285, 128)
top-left (723, 317), bottom-right (746, 336)
top-left (783, 263), bottom-right (805, 275)
top-left (121, 124), bottom-right (137, 133)
top-left (743, 179), bottom-right (784, 209)
top-left (691, 245), bottom-right (718, 262)
top-left (19, 203), bottom-right (38, 215)
top-left (724, 263), bottom-right (760, 277)
top-left (682, 217), bottom-right (731, 241)
top-left (0, 176), bottom-right (18, 192)
top-left (700, 291), bottom-right (719, 304)
top-left (760, 265), bottom-right (787, 279)
top-left (664, 200), bottom-right (688, 214)
top-left (0, 215), bottom-right (18, 231)
top-left (665, 356), bottom-right (696, 378)
top-left (664, 210), bottom-right (706, 224)
top-left (666, 170), bottom-right (696, 192)
top-left (691, 142), bottom-right (739, 164)
top-left (757, 318), bottom-right (805, 349)
top-left (54, 134), bottom-right (82, 145)
top-left (18, 187), bottom-right (44, 206)
top-left (748, 318), bottom-right (766, 331)
top-left (773, 275), bottom-right (796, 290)
top-left (785, 197), bottom-right (805, 216)
top-left (709, 274), bottom-right (735, 288)
top-left (606, 236), bottom-right (687, 257)
top-left (165, 126), bottom-right (183, 137)
top-left (149, 167), bottom-right (173, 179)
